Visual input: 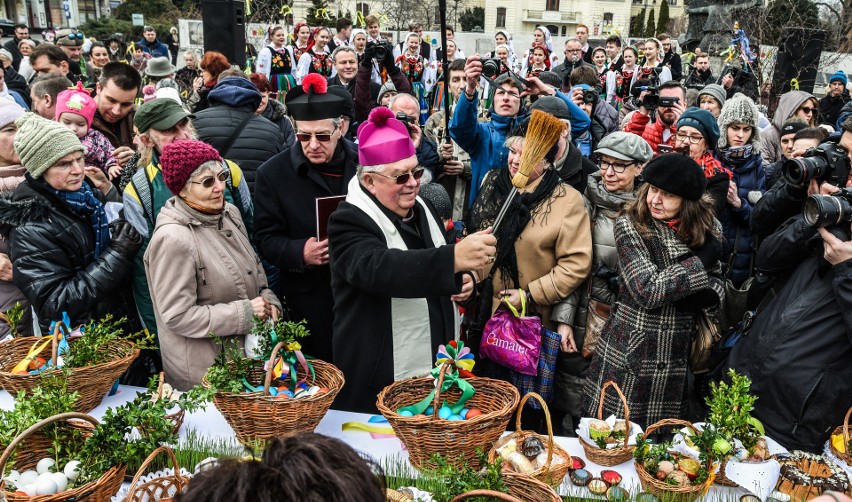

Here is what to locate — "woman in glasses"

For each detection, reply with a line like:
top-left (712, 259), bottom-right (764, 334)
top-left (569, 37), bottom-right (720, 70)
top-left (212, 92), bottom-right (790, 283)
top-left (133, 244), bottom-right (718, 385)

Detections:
top-left (553, 132), bottom-right (652, 433)
top-left (144, 139), bottom-right (281, 390)
top-left (674, 107), bottom-right (731, 216)
top-left (582, 152), bottom-right (723, 428)
top-left (466, 124), bottom-right (593, 430)
top-left (759, 90), bottom-right (817, 167)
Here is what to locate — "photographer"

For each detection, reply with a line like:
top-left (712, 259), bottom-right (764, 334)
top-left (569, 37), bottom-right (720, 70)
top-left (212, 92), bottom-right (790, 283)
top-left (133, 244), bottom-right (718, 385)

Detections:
top-left (389, 93), bottom-right (440, 182)
top-left (719, 61), bottom-right (758, 101)
top-left (684, 53), bottom-right (713, 89)
top-left (727, 118), bottom-right (852, 453)
top-left (623, 80), bottom-right (687, 154)
top-left (354, 40), bottom-right (411, 124)
top-left (569, 66), bottom-right (618, 156)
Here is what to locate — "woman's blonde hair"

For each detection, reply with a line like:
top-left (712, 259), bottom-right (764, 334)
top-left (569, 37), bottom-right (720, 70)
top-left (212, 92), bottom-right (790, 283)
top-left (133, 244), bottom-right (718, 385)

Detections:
top-left (622, 183), bottom-right (720, 248)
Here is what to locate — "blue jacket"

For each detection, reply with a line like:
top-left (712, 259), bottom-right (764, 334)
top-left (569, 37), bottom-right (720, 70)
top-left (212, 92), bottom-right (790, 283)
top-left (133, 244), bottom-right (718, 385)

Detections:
top-left (449, 89), bottom-right (590, 206)
top-left (138, 38), bottom-right (169, 58)
top-left (717, 149), bottom-right (765, 287)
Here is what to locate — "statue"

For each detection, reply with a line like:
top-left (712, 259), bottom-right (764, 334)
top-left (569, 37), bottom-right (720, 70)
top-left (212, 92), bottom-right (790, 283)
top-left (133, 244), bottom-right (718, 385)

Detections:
top-left (686, 0), bottom-right (760, 54)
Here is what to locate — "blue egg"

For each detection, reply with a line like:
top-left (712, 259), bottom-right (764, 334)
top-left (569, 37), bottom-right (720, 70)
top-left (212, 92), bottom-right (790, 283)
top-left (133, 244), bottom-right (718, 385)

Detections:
top-left (399, 410), bottom-right (414, 417)
top-left (448, 415), bottom-right (463, 421)
top-left (460, 408), bottom-right (469, 419)
top-left (425, 406), bottom-right (434, 416)
top-left (282, 390), bottom-right (294, 397)
top-left (268, 387), bottom-right (279, 396)
top-left (437, 407), bottom-right (452, 419)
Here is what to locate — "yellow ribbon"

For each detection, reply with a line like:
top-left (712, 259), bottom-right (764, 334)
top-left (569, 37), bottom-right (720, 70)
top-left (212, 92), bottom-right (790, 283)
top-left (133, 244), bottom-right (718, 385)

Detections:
top-left (790, 78), bottom-right (800, 90)
top-left (356, 11), bottom-right (365, 26)
top-left (279, 4), bottom-right (291, 16)
top-left (11, 337), bottom-right (53, 374)
top-left (315, 7), bottom-right (331, 20)
top-left (341, 422), bottom-right (396, 435)
top-left (245, 0), bottom-right (251, 15)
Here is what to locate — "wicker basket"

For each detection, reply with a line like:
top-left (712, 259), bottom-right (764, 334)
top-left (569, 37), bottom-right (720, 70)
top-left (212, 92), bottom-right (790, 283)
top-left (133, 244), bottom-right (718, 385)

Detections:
top-left (124, 446), bottom-right (189, 502)
top-left (0, 412), bottom-right (126, 502)
top-left (385, 488), bottom-right (413, 501)
top-left (202, 341), bottom-right (344, 446)
top-left (450, 490), bottom-right (522, 502)
top-left (487, 392), bottom-right (571, 487)
top-left (137, 373), bottom-right (186, 438)
top-left (0, 324), bottom-right (140, 413)
top-left (830, 406), bottom-right (852, 467)
top-left (634, 419), bottom-right (713, 502)
top-left (502, 471), bottom-right (562, 502)
top-left (580, 380), bottom-right (635, 466)
top-left (716, 458), bottom-right (739, 487)
top-left (376, 361), bottom-right (520, 470)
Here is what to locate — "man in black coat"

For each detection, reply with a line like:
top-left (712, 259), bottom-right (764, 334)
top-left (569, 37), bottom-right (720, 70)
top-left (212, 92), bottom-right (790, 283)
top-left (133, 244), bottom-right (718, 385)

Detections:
top-left (328, 108), bottom-right (495, 413)
top-left (552, 38), bottom-right (594, 90)
top-left (254, 75), bottom-right (356, 364)
top-left (658, 34), bottom-right (682, 82)
top-left (4, 24), bottom-right (34, 71)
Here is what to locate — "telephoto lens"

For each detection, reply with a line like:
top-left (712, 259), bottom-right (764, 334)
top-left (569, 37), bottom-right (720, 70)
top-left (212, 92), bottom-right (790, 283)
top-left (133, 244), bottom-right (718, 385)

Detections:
top-left (803, 191), bottom-right (852, 228)
top-left (374, 43), bottom-right (388, 60)
top-left (783, 155), bottom-right (829, 187)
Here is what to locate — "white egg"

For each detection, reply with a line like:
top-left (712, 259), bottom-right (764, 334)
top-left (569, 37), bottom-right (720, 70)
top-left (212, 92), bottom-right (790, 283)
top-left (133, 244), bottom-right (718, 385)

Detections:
top-left (4, 469), bottom-right (20, 485)
top-left (34, 476), bottom-right (58, 495)
top-left (21, 482), bottom-right (37, 496)
top-left (18, 470), bottom-right (39, 486)
top-left (63, 461), bottom-right (81, 481)
top-left (36, 458), bottom-right (56, 474)
top-left (51, 472), bottom-right (68, 492)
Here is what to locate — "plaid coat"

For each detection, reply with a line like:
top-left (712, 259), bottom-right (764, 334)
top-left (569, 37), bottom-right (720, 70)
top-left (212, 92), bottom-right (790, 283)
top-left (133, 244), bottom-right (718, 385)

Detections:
top-left (582, 214), bottom-right (724, 428)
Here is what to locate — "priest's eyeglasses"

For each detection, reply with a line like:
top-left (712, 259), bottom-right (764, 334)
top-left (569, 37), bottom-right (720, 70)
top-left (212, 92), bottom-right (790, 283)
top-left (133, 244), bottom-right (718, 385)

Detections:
top-left (296, 131), bottom-right (335, 142)
top-left (371, 167), bottom-right (425, 185)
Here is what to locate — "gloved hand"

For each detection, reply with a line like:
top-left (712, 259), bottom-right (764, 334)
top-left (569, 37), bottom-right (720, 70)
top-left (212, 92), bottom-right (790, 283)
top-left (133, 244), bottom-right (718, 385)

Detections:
top-left (363, 43), bottom-right (377, 65)
top-left (109, 219), bottom-right (143, 257)
top-left (382, 46), bottom-right (397, 70)
top-left (606, 273), bottom-right (621, 295)
top-left (691, 234), bottom-right (722, 270)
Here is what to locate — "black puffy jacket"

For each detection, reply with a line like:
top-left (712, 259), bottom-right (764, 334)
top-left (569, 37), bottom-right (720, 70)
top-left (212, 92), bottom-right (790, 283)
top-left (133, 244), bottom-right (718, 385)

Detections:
top-left (728, 215), bottom-right (852, 452)
top-left (193, 78), bottom-right (286, 196)
top-left (749, 179), bottom-right (808, 242)
top-left (0, 176), bottom-right (137, 333)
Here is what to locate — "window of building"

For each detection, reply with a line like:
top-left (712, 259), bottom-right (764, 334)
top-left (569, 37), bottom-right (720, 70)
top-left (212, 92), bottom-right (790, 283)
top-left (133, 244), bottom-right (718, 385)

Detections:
top-left (546, 0), bottom-right (559, 11)
top-left (546, 24), bottom-right (558, 36)
top-left (603, 12), bottom-right (613, 23)
top-left (496, 7), bottom-right (506, 28)
top-left (356, 2), bottom-right (369, 18)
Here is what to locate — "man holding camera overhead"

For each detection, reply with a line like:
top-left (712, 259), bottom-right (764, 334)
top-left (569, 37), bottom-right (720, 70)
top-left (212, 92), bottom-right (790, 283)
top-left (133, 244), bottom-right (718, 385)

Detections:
top-left (623, 80), bottom-right (687, 155)
top-left (727, 117), bottom-right (852, 453)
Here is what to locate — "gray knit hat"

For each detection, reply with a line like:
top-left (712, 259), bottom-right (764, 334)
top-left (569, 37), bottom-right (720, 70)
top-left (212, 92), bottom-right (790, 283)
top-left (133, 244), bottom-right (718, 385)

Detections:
top-left (377, 81), bottom-right (397, 105)
top-left (717, 93), bottom-right (761, 149)
top-left (14, 113), bottom-right (84, 179)
top-left (698, 84), bottom-right (726, 109)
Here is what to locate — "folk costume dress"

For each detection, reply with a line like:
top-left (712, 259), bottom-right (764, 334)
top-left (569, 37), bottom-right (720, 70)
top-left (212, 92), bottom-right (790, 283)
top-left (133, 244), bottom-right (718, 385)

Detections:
top-left (256, 43), bottom-right (296, 102)
top-left (297, 48), bottom-right (333, 84)
top-left (605, 66), bottom-right (636, 109)
top-left (397, 52), bottom-right (431, 125)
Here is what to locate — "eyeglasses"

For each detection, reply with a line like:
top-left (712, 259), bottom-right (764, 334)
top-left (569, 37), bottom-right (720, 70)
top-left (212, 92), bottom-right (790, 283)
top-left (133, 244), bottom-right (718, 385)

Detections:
top-left (799, 106), bottom-right (817, 115)
top-left (189, 170), bottom-right (230, 188)
top-left (296, 131), bottom-right (335, 142)
top-left (675, 132), bottom-right (705, 144)
top-left (598, 159), bottom-right (636, 173)
top-left (371, 167), bottom-right (425, 184)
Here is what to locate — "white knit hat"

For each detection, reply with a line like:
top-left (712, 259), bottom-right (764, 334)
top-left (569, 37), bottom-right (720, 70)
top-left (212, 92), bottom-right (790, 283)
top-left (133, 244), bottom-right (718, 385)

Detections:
top-left (717, 93), bottom-right (761, 149)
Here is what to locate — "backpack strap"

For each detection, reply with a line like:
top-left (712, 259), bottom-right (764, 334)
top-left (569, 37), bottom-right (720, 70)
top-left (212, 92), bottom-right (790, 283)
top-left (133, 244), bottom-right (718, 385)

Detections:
top-left (130, 167), bottom-right (154, 226)
top-left (220, 112), bottom-right (255, 158)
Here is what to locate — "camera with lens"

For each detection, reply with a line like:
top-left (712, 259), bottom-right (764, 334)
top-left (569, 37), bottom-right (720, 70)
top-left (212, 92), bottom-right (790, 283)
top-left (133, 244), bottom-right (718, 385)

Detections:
top-left (479, 58), bottom-right (503, 78)
top-left (367, 41), bottom-right (394, 61)
top-left (783, 142), bottom-right (851, 188)
top-left (581, 88), bottom-right (599, 104)
top-left (395, 111), bottom-right (413, 125)
top-left (803, 188), bottom-right (852, 231)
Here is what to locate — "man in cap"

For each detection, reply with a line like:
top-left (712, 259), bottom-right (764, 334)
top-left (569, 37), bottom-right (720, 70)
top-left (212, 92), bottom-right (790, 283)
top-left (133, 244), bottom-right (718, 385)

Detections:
top-left (123, 98), bottom-right (254, 341)
top-left (55, 28), bottom-right (87, 85)
top-left (254, 73), bottom-right (359, 364)
top-left (328, 107), bottom-right (497, 413)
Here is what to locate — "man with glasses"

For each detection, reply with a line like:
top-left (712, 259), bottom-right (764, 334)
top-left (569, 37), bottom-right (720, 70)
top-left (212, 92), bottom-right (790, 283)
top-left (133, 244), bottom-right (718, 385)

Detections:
top-left (657, 33), bottom-right (682, 82)
top-left (624, 80), bottom-right (687, 154)
top-left (389, 93), bottom-right (439, 181)
top-left (138, 26), bottom-right (169, 59)
top-left (4, 24), bottom-right (35, 71)
top-left (254, 75), bottom-right (357, 364)
top-left (123, 98), bottom-right (253, 344)
top-left (552, 38), bottom-right (593, 85)
top-left (55, 28), bottom-right (87, 85)
top-left (328, 108), bottom-right (496, 412)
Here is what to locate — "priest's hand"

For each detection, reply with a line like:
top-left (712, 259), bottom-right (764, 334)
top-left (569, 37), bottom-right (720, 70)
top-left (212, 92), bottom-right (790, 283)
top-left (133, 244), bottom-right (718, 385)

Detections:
top-left (450, 271), bottom-right (474, 302)
top-left (454, 227), bottom-right (496, 272)
top-left (303, 237), bottom-right (329, 266)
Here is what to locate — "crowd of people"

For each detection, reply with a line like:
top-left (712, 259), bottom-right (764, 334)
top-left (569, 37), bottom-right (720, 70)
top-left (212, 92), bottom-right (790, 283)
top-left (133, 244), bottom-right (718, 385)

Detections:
top-left (0, 17), bottom-right (849, 457)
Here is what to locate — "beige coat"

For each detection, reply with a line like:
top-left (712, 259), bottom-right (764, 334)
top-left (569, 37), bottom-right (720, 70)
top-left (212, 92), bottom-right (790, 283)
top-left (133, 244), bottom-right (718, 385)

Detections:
top-left (484, 172), bottom-right (593, 329)
top-left (144, 198), bottom-right (279, 390)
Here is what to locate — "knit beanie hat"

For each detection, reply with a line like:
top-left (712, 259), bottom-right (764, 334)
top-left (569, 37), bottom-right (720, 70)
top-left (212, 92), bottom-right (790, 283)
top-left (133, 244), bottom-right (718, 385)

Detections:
top-left (357, 107), bottom-right (415, 166)
top-left (829, 70), bottom-right (847, 87)
top-left (780, 118), bottom-right (808, 137)
top-left (0, 101), bottom-right (25, 129)
top-left (377, 81), bottom-right (397, 105)
top-left (15, 113), bottom-right (83, 179)
top-left (159, 139), bottom-right (223, 196)
top-left (698, 84), bottom-right (726, 108)
top-left (641, 153), bottom-right (707, 201)
top-left (55, 81), bottom-right (97, 128)
top-left (717, 93), bottom-right (761, 149)
top-left (419, 182), bottom-right (451, 221)
top-left (678, 107), bottom-right (720, 149)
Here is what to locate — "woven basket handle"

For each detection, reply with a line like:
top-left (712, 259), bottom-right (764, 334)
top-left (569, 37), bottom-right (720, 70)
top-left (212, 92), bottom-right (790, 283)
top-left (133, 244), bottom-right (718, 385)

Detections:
top-left (430, 361), bottom-right (453, 422)
top-left (843, 405), bottom-right (852, 446)
top-left (515, 392), bottom-right (554, 470)
top-left (127, 445), bottom-right (184, 498)
top-left (643, 418), bottom-right (710, 482)
top-left (0, 412), bottom-right (99, 475)
top-left (597, 380), bottom-right (631, 439)
top-left (262, 341), bottom-right (288, 396)
top-left (156, 371), bottom-right (165, 400)
top-left (450, 490), bottom-right (523, 502)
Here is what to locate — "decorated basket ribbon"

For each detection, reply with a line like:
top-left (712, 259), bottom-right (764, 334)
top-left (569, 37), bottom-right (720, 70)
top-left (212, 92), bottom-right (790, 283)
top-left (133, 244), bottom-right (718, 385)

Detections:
top-left (397, 340), bottom-right (476, 416)
top-left (261, 326), bottom-right (315, 392)
top-left (12, 313), bottom-right (76, 374)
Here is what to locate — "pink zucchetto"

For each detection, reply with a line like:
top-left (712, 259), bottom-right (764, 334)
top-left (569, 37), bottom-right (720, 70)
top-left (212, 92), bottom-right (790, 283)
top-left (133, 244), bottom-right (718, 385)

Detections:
top-left (357, 107), bottom-right (416, 166)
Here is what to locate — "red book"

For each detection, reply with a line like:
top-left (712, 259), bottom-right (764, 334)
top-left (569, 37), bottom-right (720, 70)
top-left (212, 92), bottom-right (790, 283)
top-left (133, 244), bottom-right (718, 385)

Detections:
top-left (315, 195), bottom-right (347, 240)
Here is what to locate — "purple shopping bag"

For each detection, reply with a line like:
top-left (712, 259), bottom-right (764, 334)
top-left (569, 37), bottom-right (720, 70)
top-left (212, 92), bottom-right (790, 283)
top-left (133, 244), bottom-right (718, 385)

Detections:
top-left (479, 292), bottom-right (541, 376)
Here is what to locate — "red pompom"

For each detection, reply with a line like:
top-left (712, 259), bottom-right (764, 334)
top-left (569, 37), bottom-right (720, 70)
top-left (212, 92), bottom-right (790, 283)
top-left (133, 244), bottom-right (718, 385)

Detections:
top-left (302, 73), bottom-right (328, 94)
top-left (368, 106), bottom-right (395, 126)
top-left (75, 81), bottom-right (86, 92)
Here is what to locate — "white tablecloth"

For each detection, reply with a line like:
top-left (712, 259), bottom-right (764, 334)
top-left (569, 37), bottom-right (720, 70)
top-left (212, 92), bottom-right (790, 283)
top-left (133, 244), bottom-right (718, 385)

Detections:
top-left (0, 386), bottom-right (747, 499)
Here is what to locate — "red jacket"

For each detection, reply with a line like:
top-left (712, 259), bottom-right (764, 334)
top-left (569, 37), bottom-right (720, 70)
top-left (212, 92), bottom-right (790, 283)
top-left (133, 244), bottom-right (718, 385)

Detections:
top-left (623, 111), bottom-right (676, 154)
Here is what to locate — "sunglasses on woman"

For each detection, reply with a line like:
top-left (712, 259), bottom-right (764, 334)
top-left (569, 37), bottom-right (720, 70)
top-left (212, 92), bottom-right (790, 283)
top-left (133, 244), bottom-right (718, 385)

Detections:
top-left (799, 106), bottom-right (817, 115)
top-left (371, 167), bottom-right (425, 184)
top-left (189, 171), bottom-right (230, 188)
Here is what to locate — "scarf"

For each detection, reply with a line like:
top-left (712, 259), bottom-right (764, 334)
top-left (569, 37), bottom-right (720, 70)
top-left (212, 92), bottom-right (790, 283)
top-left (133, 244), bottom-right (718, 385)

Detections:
top-left (51, 182), bottom-right (110, 258)
top-left (717, 144), bottom-right (755, 167)
top-left (664, 218), bottom-right (681, 232)
top-left (311, 145), bottom-right (347, 194)
top-left (182, 197), bottom-right (224, 215)
top-left (696, 151), bottom-right (732, 179)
